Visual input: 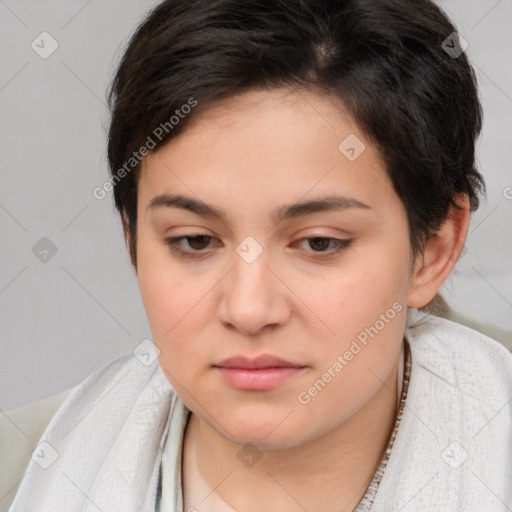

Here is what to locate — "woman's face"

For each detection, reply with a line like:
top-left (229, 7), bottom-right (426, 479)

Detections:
top-left (134, 87), bottom-right (414, 449)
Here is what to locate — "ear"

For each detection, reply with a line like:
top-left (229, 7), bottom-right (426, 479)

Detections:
top-left (407, 193), bottom-right (470, 308)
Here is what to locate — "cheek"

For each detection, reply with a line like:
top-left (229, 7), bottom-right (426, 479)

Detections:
top-left (310, 244), bottom-right (409, 336)
top-left (136, 233), bottom-right (205, 340)
top-left (302, 240), bottom-right (410, 391)
top-left (135, 231), bottom-right (224, 389)
top-left (349, 233), bottom-right (411, 305)
top-left (294, 285), bottom-right (407, 436)
top-left (136, 257), bottom-right (209, 391)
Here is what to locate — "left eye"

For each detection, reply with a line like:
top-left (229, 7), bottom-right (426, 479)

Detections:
top-left (294, 237), bottom-right (353, 253)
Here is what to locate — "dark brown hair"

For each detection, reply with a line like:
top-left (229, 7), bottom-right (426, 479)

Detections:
top-left (106, 0), bottom-right (484, 313)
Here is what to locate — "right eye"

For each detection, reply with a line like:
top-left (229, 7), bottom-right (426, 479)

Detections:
top-left (164, 234), bottom-right (217, 258)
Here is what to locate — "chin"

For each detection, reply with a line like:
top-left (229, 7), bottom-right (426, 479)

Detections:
top-left (212, 410), bottom-right (312, 450)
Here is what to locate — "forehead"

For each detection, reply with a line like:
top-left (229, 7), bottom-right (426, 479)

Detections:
top-left (138, 87), bottom-right (395, 215)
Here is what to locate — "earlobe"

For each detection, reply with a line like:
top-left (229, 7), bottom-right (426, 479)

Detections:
top-left (407, 194), bottom-right (471, 308)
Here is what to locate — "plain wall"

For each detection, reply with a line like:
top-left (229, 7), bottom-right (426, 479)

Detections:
top-left (1, 0), bottom-right (511, 411)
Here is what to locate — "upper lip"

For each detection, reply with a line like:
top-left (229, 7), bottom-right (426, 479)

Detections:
top-left (214, 354), bottom-right (304, 369)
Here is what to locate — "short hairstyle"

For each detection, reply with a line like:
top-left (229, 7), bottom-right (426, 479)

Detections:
top-left (106, 0), bottom-right (484, 312)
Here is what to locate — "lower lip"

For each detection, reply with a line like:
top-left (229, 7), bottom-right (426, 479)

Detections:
top-left (215, 366), bottom-right (304, 390)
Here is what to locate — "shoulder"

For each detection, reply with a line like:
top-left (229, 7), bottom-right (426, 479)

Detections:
top-left (406, 309), bottom-right (512, 408)
top-left (0, 347), bottom-right (172, 512)
top-left (371, 310), bottom-right (512, 510)
top-left (0, 386), bottom-right (77, 512)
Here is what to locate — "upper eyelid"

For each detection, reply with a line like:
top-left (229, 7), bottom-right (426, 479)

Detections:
top-left (166, 234), bottom-right (349, 243)
top-left (165, 234), bottom-right (352, 252)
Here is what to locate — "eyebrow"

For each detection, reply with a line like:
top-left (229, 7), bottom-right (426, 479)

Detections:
top-left (146, 193), bottom-right (371, 224)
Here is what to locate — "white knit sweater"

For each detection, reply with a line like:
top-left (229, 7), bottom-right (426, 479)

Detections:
top-left (7, 309), bottom-right (512, 511)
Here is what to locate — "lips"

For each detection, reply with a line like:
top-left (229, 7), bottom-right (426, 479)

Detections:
top-left (213, 354), bottom-right (305, 390)
top-left (214, 354), bottom-right (303, 370)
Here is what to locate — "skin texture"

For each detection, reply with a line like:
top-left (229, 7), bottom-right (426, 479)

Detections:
top-left (124, 87), bottom-right (469, 511)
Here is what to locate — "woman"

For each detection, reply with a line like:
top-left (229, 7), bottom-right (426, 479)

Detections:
top-left (8, 0), bottom-right (512, 511)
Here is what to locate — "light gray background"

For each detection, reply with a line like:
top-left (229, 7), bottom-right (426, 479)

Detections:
top-left (1, 0), bottom-right (511, 411)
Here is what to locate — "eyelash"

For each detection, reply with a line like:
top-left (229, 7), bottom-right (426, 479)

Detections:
top-left (163, 234), bottom-right (354, 260)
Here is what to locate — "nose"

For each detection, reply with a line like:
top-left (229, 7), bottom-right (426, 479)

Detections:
top-left (217, 249), bottom-right (291, 336)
